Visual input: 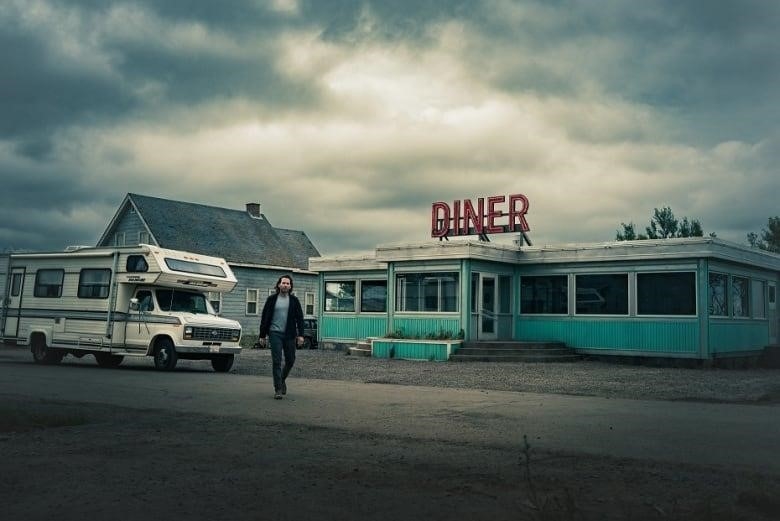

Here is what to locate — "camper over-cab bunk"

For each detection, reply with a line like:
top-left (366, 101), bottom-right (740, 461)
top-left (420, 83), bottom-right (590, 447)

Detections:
top-left (1, 244), bottom-right (242, 372)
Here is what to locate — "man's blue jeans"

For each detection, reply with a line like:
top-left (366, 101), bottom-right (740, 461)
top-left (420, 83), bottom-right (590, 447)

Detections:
top-left (269, 331), bottom-right (296, 391)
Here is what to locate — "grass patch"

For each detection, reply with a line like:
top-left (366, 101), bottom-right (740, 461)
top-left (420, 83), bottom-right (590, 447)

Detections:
top-left (0, 403), bottom-right (90, 433)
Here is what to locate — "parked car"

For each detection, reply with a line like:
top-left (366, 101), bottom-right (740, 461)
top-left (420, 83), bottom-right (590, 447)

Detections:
top-left (302, 317), bottom-right (318, 349)
top-left (253, 318), bottom-right (318, 349)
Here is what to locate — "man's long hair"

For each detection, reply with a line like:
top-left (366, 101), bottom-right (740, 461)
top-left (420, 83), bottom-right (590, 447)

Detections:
top-left (274, 274), bottom-right (294, 294)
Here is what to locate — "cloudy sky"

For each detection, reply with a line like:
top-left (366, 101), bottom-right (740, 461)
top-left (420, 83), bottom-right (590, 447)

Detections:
top-left (1, 0), bottom-right (778, 256)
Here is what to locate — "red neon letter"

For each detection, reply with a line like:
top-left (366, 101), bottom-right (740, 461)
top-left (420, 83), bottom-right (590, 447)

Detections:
top-left (431, 202), bottom-right (450, 237)
top-left (508, 194), bottom-right (530, 232)
top-left (463, 198), bottom-right (484, 235)
top-left (486, 195), bottom-right (505, 233)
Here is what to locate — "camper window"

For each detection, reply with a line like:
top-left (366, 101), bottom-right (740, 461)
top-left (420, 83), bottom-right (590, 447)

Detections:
top-left (135, 290), bottom-right (154, 312)
top-left (164, 258), bottom-right (226, 278)
top-left (11, 273), bottom-right (22, 297)
top-left (155, 289), bottom-right (209, 314)
top-left (34, 269), bottom-right (64, 298)
top-left (78, 269), bottom-right (111, 299)
top-left (127, 255), bottom-right (149, 272)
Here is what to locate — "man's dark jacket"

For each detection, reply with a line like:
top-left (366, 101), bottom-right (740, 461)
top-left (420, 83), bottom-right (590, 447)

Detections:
top-left (259, 293), bottom-right (304, 340)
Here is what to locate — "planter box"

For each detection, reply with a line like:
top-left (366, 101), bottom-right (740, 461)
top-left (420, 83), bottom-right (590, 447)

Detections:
top-left (371, 338), bottom-right (463, 361)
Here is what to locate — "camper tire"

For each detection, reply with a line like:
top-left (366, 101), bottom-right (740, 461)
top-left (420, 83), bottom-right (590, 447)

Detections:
top-left (211, 354), bottom-right (234, 373)
top-left (154, 338), bottom-right (178, 371)
top-left (95, 352), bottom-right (124, 368)
top-left (31, 334), bottom-right (64, 365)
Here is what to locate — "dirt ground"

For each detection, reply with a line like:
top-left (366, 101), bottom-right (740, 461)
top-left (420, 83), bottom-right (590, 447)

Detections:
top-left (2, 396), bottom-right (779, 521)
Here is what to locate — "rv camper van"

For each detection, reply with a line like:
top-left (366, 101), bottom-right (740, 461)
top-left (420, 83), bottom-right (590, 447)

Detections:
top-left (1, 245), bottom-right (242, 372)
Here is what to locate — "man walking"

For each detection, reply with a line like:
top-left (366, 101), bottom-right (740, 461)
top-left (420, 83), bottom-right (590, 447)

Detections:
top-left (259, 274), bottom-right (305, 399)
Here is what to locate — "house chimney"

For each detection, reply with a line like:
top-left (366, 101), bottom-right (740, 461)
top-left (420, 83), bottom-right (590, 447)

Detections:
top-left (246, 203), bottom-right (262, 219)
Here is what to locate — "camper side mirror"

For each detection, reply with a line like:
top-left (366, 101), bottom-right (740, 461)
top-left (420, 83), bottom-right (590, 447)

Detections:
top-left (129, 298), bottom-right (140, 312)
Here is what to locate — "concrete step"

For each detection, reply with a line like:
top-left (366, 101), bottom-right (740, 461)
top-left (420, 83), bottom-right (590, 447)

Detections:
top-left (455, 347), bottom-right (574, 357)
top-left (348, 343), bottom-right (372, 357)
top-left (451, 341), bottom-right (579, 363)
top-left (450, 354), bottom-right (581, 363)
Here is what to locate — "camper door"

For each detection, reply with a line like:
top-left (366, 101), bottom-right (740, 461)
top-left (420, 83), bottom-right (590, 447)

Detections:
top-left (124, 289), bottom-right (155, 352)
top-left (3, 268), bottom-right (25, 338)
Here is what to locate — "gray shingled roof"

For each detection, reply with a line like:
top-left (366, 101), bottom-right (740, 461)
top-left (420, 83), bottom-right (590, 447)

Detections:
top-left (127, 193), bottom-right (319, 269)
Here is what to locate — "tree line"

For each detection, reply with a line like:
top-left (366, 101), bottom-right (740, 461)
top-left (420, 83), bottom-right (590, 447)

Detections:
top-left (615, 207), bottom-right (779, 253)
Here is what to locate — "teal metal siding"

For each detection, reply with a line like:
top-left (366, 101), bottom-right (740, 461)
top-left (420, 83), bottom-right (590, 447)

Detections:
top-left (517, 318), bottom-right (699, 354)
top-left (391, 317), bottom-right (461, 339)
top-left (709, 321), bottom-right (769, 354)
top-left (321, 315), bottom-right (387, 341)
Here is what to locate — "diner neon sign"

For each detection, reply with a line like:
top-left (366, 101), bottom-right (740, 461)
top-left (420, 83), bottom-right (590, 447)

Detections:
top-left (431, 194), bottom-right (530, 238)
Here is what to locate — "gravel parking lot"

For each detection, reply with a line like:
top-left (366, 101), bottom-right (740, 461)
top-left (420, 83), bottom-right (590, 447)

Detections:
top-left (232, 347), bottom-right (780, 404)
top-left (6, 343), bottom-right (780, 404)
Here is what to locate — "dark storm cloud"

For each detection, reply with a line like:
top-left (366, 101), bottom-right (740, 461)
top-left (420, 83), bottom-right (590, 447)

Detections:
top-left (470, 0), bottom-right (780, 145)
top-left (0, 0), bottom-right (777, 254)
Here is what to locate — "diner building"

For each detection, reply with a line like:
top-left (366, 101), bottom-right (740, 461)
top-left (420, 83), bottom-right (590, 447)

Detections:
top-left (310, 233), bottom-right (779, 362)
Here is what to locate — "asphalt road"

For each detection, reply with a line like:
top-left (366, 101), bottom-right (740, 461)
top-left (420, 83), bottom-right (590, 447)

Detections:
top-left (1, 348), bottom-right (779, 475)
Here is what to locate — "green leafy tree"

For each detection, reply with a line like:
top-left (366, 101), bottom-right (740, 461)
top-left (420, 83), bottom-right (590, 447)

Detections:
top-left (616, 206), bottom-right (705, 241)
top-left (747, 216), bottom-right (780, 253)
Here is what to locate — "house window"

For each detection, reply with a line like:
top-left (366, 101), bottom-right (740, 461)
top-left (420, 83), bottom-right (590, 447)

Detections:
top-left (732, 276), bottom-right (750, 317)
top-left (361, 281), bottom-right (387, 312)
top-left (575, 274), bottom-right (628, 315)
top-left (114, 232), bottom-right (126, 246)
top-left (709, 273), bottom-right (728, 316)
top-left (208, 291), bottom-right (222, 314)
top-left (325, 281), bottom-right (356, 312)
top-left (78, 269), bottom-right (111, 299)
top-left (139, 231), bottom-right (150, 245)
top-left (521, 275), bottom-right (568, 314)
top-left (127, 255), bottom-right (149, 272)
top-left (637, 272), bottom-right (696, 316)
top-left (246, 289), bottom-right (258, 315)
top-left (395, 272), bottom-right (459, 312)
top-left (751, 280), bottom-right (766, 319)
top-left (34, 269), bottom-right (64, 298)
top-left (305, 292), bottom-right (315, 316)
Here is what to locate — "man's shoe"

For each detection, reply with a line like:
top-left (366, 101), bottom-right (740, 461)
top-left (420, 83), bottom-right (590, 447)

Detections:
top-left (281, 381), bottom-right (287, 395)
top-left (274, 390), bottom-right (283, 400)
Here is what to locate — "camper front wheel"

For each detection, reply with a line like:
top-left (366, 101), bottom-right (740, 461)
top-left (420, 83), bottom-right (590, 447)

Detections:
top-left (31, 335), bottom-right (63, 365)
top-left (154, 338), bottom-right (178, 371)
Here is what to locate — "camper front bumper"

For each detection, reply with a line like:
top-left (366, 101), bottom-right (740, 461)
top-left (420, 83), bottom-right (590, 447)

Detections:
top-left (177, 344), bottom-right (242, 355)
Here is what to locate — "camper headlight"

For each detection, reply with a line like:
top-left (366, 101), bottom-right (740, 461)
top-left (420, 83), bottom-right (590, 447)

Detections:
top-left (231, 329), bottom-right (241, 342)
top-left (184, 326), bottom-right (193, 340)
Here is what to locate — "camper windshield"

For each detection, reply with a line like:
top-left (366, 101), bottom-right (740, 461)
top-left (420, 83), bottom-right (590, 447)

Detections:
top-left (155, 289), bottom-right (213, 314)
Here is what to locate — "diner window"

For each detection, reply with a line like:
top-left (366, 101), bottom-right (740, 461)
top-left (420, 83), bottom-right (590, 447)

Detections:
top-left (34, 269), bottom-right (64, 298)
top-left (246, 289), bottom-right (258, 315)
top-left (637, 272), bottom-right (696, 316)
top-left (361, 281), bottom-right (387, 312)
top-left (521, 275), bottom-right (568, 314)
top-left (325, 281), bottom-right (356, 312)
top-left (396, 272), bottom-right (459, 312)
top-left (732, 276), bottom-right (750, 317)
top-left (78, 269), bottom-right (111, 299)
top-left (709, 273), bottom-right (728, 316)
top-left (305, 292), bottom-right (315, 315)
top-left (499, 276), bottom-right (512, 313)
top-left (751, 280), bottom-right (766, 319)
top-left (575, 274), bottom-right (628, 315)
